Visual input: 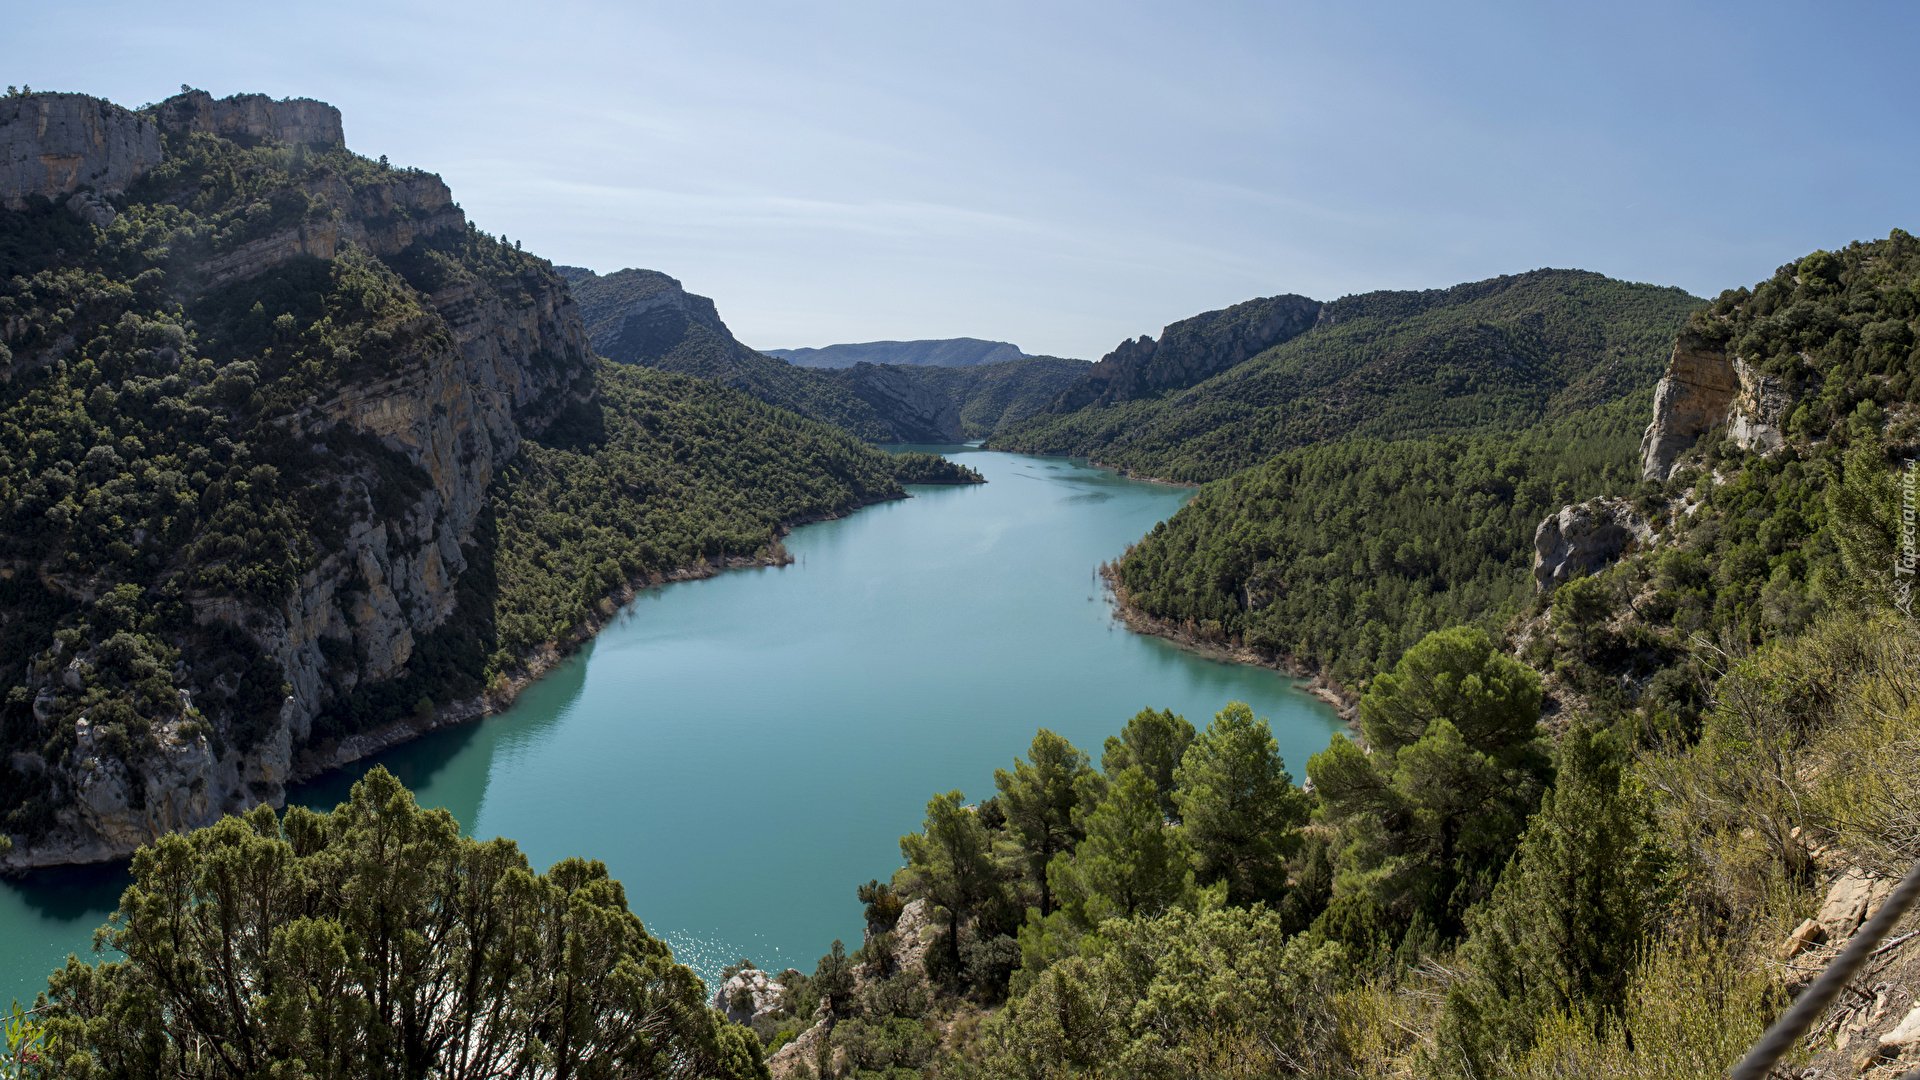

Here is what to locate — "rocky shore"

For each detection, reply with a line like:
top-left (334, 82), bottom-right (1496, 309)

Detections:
top-left (1099, 566), bottom-right (1359, 724)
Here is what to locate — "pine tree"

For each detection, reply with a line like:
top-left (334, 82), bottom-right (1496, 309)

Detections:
top-left (1172, 702), bottom-right (1309, 906)
top-left (1100, 707), bottom-right (1195, 820)
top-left (994, 729), bottom-right (1095, 915)
top-left (899, 791), bottom-right (1001, 971)
top-left (1050, 767), bottom-right (1204, 925)
top-left (1436, 725), bottom-right (1672, 1074)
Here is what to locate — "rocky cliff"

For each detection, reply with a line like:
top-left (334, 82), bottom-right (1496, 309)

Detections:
top-left (1532, 497), bottom-right (1652, 593)
top-left (1638, 326), bottom-right (1794, 480)
top-left (149, 90), bottom-right (344, 147)
top-left (0, 93), bottom-right (162, 211)
top-left (0, 91), bottom-right (592, 868)
top-left (564, 267), bottom-right (967, 441)
top-left (1044, 293), bottom-right (1322, 412)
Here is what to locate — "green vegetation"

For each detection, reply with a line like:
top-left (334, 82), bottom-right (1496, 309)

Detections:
top-left (564, 268), bottom-right (912, 443)
top-left (1113, 399), bottom-right (1648, 682)
top-left (994, 270), bottom-right (1701, 483)
top-left (874, 357), bottom-right (1089, 439)
top-left (730, 234), bottom-right (1920, 1077)
top-left (0, 120), bottom-right (957, 842)
top-left (34, 766), bottom-right (766, 1079)
top-left (886, 452), bottom-right (984, 485)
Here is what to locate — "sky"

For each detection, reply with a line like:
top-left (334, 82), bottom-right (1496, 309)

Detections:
top-left (7, 0), bottom-right (1919, 359)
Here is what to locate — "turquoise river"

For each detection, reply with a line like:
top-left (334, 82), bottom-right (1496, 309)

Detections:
top-left (0, 447), bottom-right (1340, 1000)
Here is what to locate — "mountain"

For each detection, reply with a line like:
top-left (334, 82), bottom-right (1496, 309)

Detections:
top-left (0, 91), bottom-right (917, 866)
top-left (766, 338), bottom-right (1025, 369)
top-left (991, 270), bottom-right (1704, 482)
top-left (561, 267), bottom-right (1087, 442)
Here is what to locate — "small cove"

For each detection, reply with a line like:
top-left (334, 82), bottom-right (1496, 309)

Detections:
top-left (0, 447), bottom-right (1341, 997)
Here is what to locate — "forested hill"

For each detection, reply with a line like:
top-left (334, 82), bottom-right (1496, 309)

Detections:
top-left (562, 267), bottom-right (1086, 441)
top-left (991, 270), bottom-right (1703, 483)
top-left (0, 91), bottom-right (918, 868)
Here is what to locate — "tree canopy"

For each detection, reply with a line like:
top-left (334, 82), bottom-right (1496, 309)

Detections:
top-left (36, 767), bottom-right (765, 1080)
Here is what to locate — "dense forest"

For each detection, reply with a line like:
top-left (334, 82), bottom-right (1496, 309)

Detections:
top-left (992, 270), bottom-right (1702, 483)
top-left (1112, 400), bottom-right (1648, 683)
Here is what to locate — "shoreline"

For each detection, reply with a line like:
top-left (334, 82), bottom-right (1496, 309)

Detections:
top-left (1099, 565), bottom-right (1359, 724)
top-left (293, 490), bottom-right (909, 785)
top-left (4, 492), bottom-right (908, 871)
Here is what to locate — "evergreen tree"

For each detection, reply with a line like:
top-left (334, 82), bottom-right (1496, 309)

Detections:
top-left (37, 767), bottom-right (765, 1080)
top-left (1310, 627), bottom-right (1549, 937)
top-left (1100, 707), bottom-right (1195, 821)
top-left (1172, 702), bottom-right (1309, 906)
top-left (1436, 725), bottom-right (1672, 1074)
top-left (898, 791), bottom-right (1001, 972)
top-left (1050, 767), bottom-right (1204, 926)
top-left (1357, 625), bottom-right (1543, 763)
top-left (994, 729), bottom-right (1095, 916)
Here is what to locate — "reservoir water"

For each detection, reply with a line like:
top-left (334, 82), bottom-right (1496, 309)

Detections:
top-left (0, 447), bottom-right (1341, 1000)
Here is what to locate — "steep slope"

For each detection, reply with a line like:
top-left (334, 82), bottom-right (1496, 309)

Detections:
top-left (766, 338), bottom-right (1024, 368)
top-left (993, 270), bottom-right (1703, 483)
top-left (561, 267), bottom-right (956, 441)
top-left (0, 92), bottom-right (908, 867)
top-left (874, 355), bottom-right (1090, 439)
top-left (562, 267), bottom-right (1086, 441)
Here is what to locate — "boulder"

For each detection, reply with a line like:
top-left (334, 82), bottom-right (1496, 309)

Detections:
top-left (711, 966), bottom-right (786, 1026)
top-left (1883, 1005), bottom-right (1920, 1049)
top-left (1781, 917), bottom-right (1827, 959)
top-left (1817, 870), bottom-right (1897, 941)
top-left (1532, 497), bottom-right (1651, 593)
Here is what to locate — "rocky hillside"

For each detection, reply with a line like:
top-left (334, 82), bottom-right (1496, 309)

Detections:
top-left (561, 267), bottom-right (1084, 441)
top-left (992, 270), bottom-right (1703, 482)
top-left (767, 338), bottom-right (1024, 368)
top-left (0, 91), bottom-right (912, 868)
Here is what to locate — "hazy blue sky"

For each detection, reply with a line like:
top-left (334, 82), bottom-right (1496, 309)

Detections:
top-left (9, 1), bottom-right (1918, 358)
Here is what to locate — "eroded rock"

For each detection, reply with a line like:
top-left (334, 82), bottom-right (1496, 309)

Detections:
top-left (1045, 294), bottom-right (1323, 413)
top-left (1533, 497), bottom-right (1651, 593)
top-left (0, 93), bottom-right (161, 210)
top-left (711, 966), bottom-right (787, 1026)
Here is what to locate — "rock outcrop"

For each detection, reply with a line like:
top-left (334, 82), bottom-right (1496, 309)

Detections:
top-left (1045, 294), bottom-right (1322, 413)
top-left (150, 89), bottom-right (344, 147)
top-left (1638, 327), bottom-right (1799, 480)
top-left (0, 93), bottom-right (162, 210)
top-left (711, 966), bottom-right (787, 1026)
top-left (1533, 497), bottom-right (1652, 593)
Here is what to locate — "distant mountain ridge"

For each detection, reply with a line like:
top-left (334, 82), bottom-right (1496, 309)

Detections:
top-left (990, 270), bottom-right (1704, 482)
top-left (559, 267), bottom-right (1086, 442)
top-left (767, 338), bottom-right (1027, 369)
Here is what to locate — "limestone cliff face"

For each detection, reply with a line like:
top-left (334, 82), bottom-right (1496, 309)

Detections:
top-left (1533, 498), bottom-right (1652, 593)
top-left (150, 90), bottom-right (344, 147)
top-left (1046, 294), bottom-right (1322, 412)
top-left (0, 95), bottom-right (592, 870)
top-left (0, 93), bottom-right (162, 210)
top-left (1639, 326), bottom-right (1797, 479)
